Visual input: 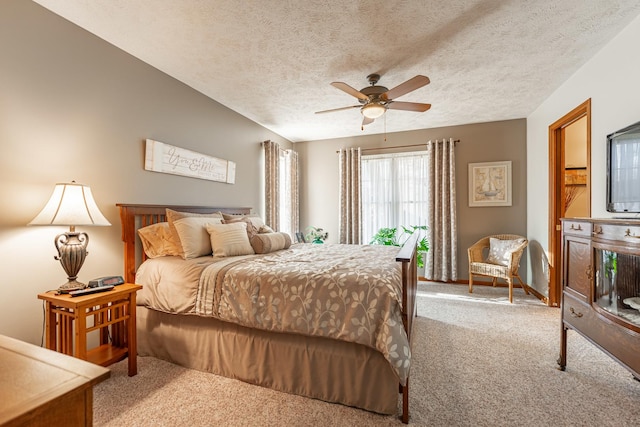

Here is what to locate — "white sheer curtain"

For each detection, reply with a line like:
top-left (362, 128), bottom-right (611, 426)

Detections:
top-left (338, 147), bottom-right (361, 244)
top-left (361, 151), bottom-right (428, 244)
top-left (264, 140), bottom-right (299, 236)
top-left (425, 138), bottom-right (457, 282)
top-left (280, 149), bottom-right (299, 237)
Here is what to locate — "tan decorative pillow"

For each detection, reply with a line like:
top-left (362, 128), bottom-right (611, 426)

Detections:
top-left (486, 238), bottom-right (526, 266)
top-left (222, 217), bottom-right (259, 239)
top-left (250, 232), bottom-right (292, 254)
top-left (166, 209), bottom-right (223, 258)
top-left (173, 216), bottom-right (223, 259)
top-left (206, 222), bottom-right (255, 257)
top-left (259, 225), bottom-right (275, 234)
top-left (220, 212), bottom-right (267, 230)
top-left (137, 222), bottom-right (181, 258)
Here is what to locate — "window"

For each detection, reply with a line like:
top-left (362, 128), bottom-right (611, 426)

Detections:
top-left (361, 151), bottom-right (428, 244)
top-left (264, 140), bottom-right (298, 238)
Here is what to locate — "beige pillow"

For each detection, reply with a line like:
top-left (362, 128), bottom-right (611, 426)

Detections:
top-left (166, 209), bottom-right (223, 257)
top-left (250, 232), bottom-right (292, 254)
top-left (173, 216), bottom-right (223, 259)
top-left (486, 238), bottom-right (526, 266)
top-left (222, 216), bottom-right (259, 239)
top-left (137, 222), bottom-right (181, 258)
top-left (206, 222), bottom-right (255, 257)
top-left (220, 212), bottom-right (267, 230)
top-left (259, 225), bottom-right (275, 234)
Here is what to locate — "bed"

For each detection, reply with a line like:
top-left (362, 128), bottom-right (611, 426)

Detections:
top-left (117, 203), bottom-right (418, 423)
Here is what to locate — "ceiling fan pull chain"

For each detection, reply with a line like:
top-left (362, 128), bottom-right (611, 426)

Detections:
top-left (384, 113), bottom-right (387, 142)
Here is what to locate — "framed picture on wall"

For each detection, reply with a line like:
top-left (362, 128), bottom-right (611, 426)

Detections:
top-left (468, 161), bottom-right (512, 207)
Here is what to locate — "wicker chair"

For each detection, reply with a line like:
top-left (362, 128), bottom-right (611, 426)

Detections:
top-left (468, 234), bottom-right (529, 303)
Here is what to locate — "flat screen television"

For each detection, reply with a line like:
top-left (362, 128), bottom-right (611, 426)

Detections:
top-left (606, 120), bottom-right (640, 214)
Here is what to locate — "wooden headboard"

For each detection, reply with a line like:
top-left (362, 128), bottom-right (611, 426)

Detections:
top-left (116, 204), bottom-right (251, 283)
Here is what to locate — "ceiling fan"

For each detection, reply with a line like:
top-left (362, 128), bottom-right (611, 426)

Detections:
top-left (316, 73), bottom-right (431, 127)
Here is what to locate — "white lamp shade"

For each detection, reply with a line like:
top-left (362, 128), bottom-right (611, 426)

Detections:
top-left (361, 103), bottom-right (387, 119)
top-left (29, 182), bottom-right (111, 227)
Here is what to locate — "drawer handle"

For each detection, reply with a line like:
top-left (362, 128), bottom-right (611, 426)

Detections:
top-left (593, 225), bottom-right (603, 235)
top-left (624, 228), bottom-right (640, 239)
top-left (569, 307), bottom-right (583, 318)
top-left (585, 265), bottom-right (592, 280)
top-left (570, 224), bottom-right (582, 231)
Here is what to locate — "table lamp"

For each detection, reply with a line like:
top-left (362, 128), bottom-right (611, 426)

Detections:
top-left (29, 181), bottom-right (111, 293)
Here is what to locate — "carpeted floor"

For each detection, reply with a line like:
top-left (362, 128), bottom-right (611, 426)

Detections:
top-left (94, 282), bottom-right (640, 426)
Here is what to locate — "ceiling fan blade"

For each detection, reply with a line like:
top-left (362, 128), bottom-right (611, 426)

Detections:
top-left (382, 75), bottom-right (430, 101)
top-left (387, 101), bottom-right (432, 112)
top-left (315, 105), bottom-right (361, 114)
top-left (331, 82), bottom-right (369, 101)
top-left (362, 116), bottom-right (374, 127)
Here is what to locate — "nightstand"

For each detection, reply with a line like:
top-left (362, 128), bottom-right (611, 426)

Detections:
top-left (38, 283), bottom-right (142, 376)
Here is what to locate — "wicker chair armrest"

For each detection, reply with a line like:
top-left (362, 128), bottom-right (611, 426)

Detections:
top-left (467, 246), bottom-right (484, 262)
top-left (507, 240), bottom-right (528, 271)
top-left (468, 241), bottom-right (489, 262)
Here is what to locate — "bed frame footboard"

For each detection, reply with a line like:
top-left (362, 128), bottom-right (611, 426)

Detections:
top-left (396, 233), bottom-right (419, 424)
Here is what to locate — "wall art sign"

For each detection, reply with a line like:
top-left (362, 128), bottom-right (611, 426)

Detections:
top-left (144, 139), bottom-right (236, 184)
top-left (468, 161), bottom-right (512, 207)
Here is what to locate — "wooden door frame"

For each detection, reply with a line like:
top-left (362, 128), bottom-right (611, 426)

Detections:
top-left (548, 99), bottom-right (591, 307)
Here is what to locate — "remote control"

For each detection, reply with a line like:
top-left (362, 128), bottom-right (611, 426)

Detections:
top-left (69, 285), bottom-right (115, 297)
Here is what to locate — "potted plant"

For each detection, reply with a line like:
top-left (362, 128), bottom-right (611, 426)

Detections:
top-left (306, 226), bottom-right (329, 244)
top-left (369, 225), bottom-right (429, 269)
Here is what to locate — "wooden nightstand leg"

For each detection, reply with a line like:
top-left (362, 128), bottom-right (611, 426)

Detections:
top-left (75, 309), bottom-right (87, 360)
top-left (128, 293), bottom-right (138, 376)
top-left (44, 302), bottom-right (56, 350)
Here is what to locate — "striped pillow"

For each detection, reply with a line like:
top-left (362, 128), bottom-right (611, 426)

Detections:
top-left (206, 222), bottom-right (255, 257)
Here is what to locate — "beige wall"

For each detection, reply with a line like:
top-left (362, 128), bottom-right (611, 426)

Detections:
top-left (295, 119), bottom-right (527, 283)
top-left (0, 1), bottom-right (290, 344)
top-left (527, 13), bottom-right (640, 297)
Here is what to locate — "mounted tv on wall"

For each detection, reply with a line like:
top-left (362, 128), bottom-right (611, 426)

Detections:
top-left (606, 120), bottom-right (640, 214)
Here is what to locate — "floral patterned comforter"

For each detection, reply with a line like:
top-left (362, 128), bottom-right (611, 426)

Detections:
top-left (195, 243), bottom-right (411, 384)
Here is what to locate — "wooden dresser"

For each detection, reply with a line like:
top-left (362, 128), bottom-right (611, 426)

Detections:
top-left (558, 218), bottom-right (640, 379)
top-left (0, 334), bottom-right (110, 426)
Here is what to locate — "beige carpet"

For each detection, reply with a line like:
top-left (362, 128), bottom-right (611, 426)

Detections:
top-left (94, 282), bottom-right (640, 426)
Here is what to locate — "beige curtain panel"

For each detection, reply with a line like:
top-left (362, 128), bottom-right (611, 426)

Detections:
top-left (426, 138), bottom-right (458, 282)
top-left (263, 140), bottom-right (279, 230)
top-left (338, 147), bottom-right (361, 244)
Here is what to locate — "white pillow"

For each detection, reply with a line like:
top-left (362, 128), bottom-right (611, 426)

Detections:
top-left (173, 217), bottom-right (223, 259)
top-left (206, 222), bottom-right (255, 257)
top-left (486, 238), bottom-right (526, 266)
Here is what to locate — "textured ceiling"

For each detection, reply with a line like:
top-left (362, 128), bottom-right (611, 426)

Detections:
top-left (33, 1), bottom-right (640, 143)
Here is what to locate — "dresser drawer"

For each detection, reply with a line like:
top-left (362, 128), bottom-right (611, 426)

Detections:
top-left (594, 223), bottom-right (640, 245)
top-left (563, 292), bottom-right (640, 377)
top-left (562, 293), bottom-right (592, 331)
top-left (562, 220), bottom-right (592, 236)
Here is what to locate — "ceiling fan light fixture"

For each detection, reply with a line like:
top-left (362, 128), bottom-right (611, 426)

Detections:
top-left (361, 103), bottom-right (387, 119)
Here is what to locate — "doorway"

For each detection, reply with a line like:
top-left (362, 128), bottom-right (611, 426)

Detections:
top-left (548, 99), bottom-right (591, 307)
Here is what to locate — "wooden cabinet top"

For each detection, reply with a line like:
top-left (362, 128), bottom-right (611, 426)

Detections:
top-left (0, 334), bottom-right (110, 425)
top-left (561, 217), bottom-right (640, 225)
top-left (37, 283), bottom-right (142, 308)
top-left (561, 218), bottom-right (640, 246)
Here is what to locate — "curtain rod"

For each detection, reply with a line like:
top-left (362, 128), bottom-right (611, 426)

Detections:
top-left (260, 140), bottom-right (291, 153)
top-left (335, 139), bottom-right (459, 153)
